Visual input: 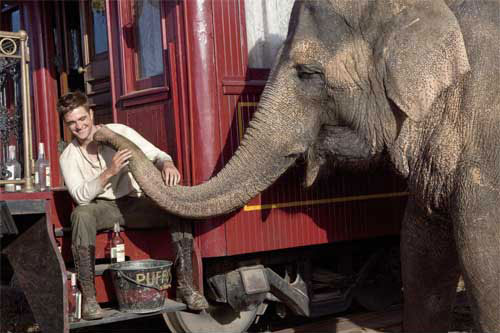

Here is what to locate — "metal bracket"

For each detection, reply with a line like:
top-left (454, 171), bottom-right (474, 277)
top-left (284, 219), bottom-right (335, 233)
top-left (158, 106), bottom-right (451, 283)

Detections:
top-left (239, 265), bottom-right (270, 295)
top-left (265, 268), bottom-right (310, 317)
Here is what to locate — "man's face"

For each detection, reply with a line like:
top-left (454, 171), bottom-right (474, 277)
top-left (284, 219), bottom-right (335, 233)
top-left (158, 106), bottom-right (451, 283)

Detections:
top-left (64, 106), bottom-right (94, 143)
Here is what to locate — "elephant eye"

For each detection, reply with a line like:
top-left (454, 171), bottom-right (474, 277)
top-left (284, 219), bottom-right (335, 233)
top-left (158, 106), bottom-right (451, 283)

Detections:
top-left (295, 64), bottom-right (324, 82)
top-left (298, 71), bottom-right (316, 80)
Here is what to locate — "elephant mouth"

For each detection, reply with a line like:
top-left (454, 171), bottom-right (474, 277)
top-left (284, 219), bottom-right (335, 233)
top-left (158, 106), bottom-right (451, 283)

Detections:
top-left (318, 126), bottom-right (375, 160)
top-left (304, 125), bottom-right (386, 186)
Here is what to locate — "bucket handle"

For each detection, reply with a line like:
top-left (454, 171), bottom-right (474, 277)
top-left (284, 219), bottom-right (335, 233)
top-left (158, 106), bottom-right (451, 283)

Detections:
top-left (116, 270), bottom-right (171, 291)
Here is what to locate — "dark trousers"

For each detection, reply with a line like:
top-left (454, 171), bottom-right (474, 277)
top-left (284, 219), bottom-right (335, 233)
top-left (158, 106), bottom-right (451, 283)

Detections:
top-left (71, 196), bottom-right (192, 248)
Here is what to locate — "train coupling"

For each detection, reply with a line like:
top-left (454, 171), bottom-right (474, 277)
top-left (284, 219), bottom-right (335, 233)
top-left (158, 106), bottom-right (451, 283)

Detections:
top-left (207, 265), bottom-right (310, 317)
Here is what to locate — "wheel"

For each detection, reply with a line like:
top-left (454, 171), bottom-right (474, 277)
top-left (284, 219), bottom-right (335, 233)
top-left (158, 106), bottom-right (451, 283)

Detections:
top-left (163, 304), bottom-right (258, 333)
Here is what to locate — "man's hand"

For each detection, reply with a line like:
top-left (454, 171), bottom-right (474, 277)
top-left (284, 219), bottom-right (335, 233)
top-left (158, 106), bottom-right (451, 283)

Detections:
top-left (162, 160), bottom-right (181, 186)
top-left (99, 149), bottom-right (132, 188)
top-left (110, 149), bottom-right (132, 176)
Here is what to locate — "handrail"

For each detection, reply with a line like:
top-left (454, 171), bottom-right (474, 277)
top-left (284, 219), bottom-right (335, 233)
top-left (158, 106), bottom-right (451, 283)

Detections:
top-left (0, 30), bottom-right (34, 192)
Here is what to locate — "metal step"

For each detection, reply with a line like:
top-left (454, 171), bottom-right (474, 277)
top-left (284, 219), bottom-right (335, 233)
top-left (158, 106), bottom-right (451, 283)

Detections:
top-left (69, 299), bottom-right (186, 329)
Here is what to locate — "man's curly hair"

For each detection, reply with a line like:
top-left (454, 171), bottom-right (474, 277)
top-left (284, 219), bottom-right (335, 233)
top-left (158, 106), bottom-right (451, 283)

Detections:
top-left (57, 91), bottom-right (89, 118)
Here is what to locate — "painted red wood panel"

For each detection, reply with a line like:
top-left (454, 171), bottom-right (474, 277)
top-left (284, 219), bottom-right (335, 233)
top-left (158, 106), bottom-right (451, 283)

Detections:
top-left (205, 92), bottom-right (405, 256)
top-left (182, 0), bottom-right (227, 257)
top-left (116, 101), bottom-right (169, 153)
top-left (196, 0), bottom-right (249, 257)
top-left (23, 1), bottom-right (62, 187)
top-left (166, 2), bottom-right (192, 186)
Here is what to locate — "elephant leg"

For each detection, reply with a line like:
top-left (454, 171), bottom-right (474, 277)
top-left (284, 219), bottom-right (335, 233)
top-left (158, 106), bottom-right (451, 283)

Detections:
top-left (401, 200), bottom-right (460, 332)
top-left (453, 184), bottom-right (500, 332)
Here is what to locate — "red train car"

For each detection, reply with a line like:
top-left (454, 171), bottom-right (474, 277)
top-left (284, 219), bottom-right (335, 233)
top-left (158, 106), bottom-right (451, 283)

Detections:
top-left (0, 1), bottom-right (406, 332)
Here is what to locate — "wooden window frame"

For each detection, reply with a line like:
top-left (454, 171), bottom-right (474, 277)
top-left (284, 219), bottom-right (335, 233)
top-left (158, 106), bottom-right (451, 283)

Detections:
top-left (81, 0), bottom-right (108, 62)
top-left (118, 0), bottom-right (167, 93)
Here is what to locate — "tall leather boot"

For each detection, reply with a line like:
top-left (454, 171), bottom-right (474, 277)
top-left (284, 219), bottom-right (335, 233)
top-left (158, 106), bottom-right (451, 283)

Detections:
top-left (174, 239), bottom-right (209, 311)
top-left (72, 245), bottom-right (105, 320)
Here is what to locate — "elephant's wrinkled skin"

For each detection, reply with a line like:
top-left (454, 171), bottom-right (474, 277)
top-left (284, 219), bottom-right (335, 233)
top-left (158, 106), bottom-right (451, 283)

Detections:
top-left (94, 1), bottom-right (500, 331)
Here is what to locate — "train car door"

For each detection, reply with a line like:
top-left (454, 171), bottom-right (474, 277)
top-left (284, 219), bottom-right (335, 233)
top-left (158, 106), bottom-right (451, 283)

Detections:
top-left (105, 0), bottom-right (187, 175)
top-left (78, 0), bottom-right (112, 124)
top-left (53, 0), bottom-right (112, 145)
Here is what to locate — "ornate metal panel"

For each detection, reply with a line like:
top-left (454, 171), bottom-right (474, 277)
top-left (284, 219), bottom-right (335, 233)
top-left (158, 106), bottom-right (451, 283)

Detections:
top-left (0, 31), bottom-right (34, 191)
top-left (0, 57), bottom-right (22, 174)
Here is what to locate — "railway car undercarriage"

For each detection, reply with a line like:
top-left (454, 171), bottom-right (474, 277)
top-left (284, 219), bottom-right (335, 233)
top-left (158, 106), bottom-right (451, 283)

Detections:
top-left (165, 240), bottom-right (401, 333)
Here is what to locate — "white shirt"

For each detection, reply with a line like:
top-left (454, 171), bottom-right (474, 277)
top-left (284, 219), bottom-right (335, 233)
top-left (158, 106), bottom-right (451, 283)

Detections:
top-left (59, 123), bottom-right (172, 205)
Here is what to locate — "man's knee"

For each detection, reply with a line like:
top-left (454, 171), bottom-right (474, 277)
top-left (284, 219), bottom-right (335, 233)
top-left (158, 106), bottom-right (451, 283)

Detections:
top-left (71, 205), bottom-right (96, 228)
top-left (71, 205), bottom-right (99, 247)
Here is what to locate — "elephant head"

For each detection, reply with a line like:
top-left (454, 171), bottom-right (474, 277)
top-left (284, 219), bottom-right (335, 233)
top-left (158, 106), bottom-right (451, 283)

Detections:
top-left (94, 0), bottom-right (470, 219)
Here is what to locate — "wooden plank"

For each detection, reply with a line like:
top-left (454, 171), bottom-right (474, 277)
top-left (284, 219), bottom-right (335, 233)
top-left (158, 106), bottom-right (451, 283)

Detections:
top-left (4, 199), bottom-right (46, 215)
top-left (274, 307), bottom-right (402, 333)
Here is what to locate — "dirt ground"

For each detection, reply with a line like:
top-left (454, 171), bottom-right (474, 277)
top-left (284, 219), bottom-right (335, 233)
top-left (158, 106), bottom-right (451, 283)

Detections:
top-left (0, 286), bottom-right (475, 333)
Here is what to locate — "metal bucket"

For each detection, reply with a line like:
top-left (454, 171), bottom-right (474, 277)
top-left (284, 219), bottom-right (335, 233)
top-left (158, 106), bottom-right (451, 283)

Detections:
top-left (109, 259), bottom-right (172, 313)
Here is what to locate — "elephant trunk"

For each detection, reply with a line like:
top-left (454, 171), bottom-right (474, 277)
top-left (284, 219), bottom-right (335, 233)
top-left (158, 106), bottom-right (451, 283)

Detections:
top-left (93, 112), bottom-right (296, 219)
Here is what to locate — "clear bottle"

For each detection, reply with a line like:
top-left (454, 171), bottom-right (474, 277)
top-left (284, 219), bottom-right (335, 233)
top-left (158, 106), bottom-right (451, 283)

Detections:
top-left (56, 238), bottom-right (62, 253)
top-left (68, 273), bottom-right (81, 322)
top-left (34, 142), bottom-right (51, 191)
top-left (110, 222), bottom-right (125, 263)
top-left (5, 145), bottom-right (21, 192)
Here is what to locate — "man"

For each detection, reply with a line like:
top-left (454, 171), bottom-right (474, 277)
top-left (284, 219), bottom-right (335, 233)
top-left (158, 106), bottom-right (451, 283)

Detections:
top-left (57, 91), bottom-right (208, 320)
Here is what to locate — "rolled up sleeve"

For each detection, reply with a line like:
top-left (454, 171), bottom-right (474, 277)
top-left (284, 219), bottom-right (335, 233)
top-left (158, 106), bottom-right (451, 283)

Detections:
top-left (60, 155), bottom-right (104, 205)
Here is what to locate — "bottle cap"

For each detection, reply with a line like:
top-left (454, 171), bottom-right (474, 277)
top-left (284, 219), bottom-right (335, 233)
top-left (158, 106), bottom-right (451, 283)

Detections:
top-left (71, 273), bottom-right (77, 286)
top-left (38, 142), bottom-right (44, 155)
top-left (114, 222), bottom-right (120, 233)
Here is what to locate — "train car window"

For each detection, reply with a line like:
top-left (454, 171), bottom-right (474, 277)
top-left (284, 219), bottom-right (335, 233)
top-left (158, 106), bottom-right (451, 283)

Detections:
top-left (134, 0), bottom-right (163, 79)
top-left (115, 0), bottom-right (165, 92)
top-left (118, 0), bottom-right (165, 92)
top-left (91, 0), bottom-right (108, 56)
top-left (1, 2), bottom-right (21, 32)
top-left (244, 0), bottom-right (294, 69)
top-left (9, 9), bottom-right (20, 32)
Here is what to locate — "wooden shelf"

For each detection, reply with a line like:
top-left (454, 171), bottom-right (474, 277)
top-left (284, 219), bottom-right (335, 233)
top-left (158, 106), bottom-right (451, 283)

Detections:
top-left (0, 190), bottom-right (54, 201)
top-left (2, 198), bottom-right (47, 215)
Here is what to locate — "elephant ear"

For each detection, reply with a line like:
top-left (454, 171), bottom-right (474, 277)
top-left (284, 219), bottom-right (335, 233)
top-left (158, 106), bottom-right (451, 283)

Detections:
top-left (382, 1), bottom-right (470, 122)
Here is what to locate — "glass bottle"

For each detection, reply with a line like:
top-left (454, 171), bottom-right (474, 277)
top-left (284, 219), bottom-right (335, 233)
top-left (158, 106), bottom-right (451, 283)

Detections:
top-left (68, 273), bottom-right (81, 322)
top-left (5, 145), bottom-right (21, 192)
top-left (34, 142), bottom-right (51, 191)
top-left (56, 238), bottom-right (62, 253)
top-left (110, 222), bottom-right (125, 263)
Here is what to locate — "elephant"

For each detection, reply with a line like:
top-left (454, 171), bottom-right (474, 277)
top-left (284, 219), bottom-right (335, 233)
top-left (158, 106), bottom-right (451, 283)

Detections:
top-left (94, 0), bottom-right (500, 331)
